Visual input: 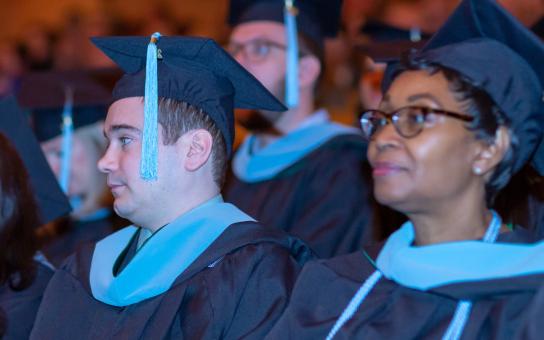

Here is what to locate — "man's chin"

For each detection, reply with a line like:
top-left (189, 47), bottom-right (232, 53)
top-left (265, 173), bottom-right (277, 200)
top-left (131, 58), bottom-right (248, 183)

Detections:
top-left (113, 201), bottom-right (134, 220)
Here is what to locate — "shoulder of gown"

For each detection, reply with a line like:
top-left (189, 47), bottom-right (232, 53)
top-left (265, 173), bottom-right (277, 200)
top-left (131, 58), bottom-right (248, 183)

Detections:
top-left (31, 221), bottom-right (314, 339)
top-left (0, 262), bottom-right (53, 339)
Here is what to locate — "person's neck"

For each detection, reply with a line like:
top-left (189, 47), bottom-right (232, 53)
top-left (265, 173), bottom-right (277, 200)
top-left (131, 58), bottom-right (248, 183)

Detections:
top-left (405, 189), bottom-right (493, 246)
top-left (143, 188), bottom-right (220, 233)
top-left (256, 98), bottom-right (315, 149)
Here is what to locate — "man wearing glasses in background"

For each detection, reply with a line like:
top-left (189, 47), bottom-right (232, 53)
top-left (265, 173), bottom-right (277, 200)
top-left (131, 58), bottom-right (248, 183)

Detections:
top-left (224, 0), bottom-right (375, 258)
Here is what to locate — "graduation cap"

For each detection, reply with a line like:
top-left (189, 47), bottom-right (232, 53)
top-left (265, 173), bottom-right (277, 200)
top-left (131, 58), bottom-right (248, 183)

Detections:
top-left (228, 0), bottom-right (342, 48)
top-left (17, 70), bottom-right (111, 193)
top-left (85, 67), bottom-right (125, 94)
top-left (0, 96), bottom-right (71, 224)
top-left (356, 20), bottom-right (431, 61)
top-left (18, 69), bottom-right (111, 141)
top-left (228, 0), bottom-right (343, 108)
top-left (91, 34), bottom-right (286, 181)
top-left (382, 0), bottom-right (544, 176)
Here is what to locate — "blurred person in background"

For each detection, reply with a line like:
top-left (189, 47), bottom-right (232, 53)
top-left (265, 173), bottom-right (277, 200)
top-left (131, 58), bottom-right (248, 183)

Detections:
top-left (0, 42), bottom-right (24, 98)
top-left (18, 70), bottom-right (125, 267)
top-left (224, 0), bottom-right (375, 258)
top-left (53, 10), bottom-right (115, 71)
top-left (0, 97), bottom-right (70, 339)
top-left (17, 23), bottom-right (55, 71)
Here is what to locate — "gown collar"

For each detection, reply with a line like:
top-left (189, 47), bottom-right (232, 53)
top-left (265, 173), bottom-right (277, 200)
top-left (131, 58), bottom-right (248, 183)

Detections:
top-left (232, 109), bottom-right (360, 183)
top-left (90, 195), bottom-right (255, 306)
top-left (376, 218), bottom-right (544, 290)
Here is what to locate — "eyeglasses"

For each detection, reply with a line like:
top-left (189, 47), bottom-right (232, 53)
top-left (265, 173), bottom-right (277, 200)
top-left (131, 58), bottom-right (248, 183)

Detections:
top-left (227, 38), bottom-right (308, 63)
top-left (360, 106), bottom-right (474, 140)
top-left (226, 39), bottom-right (288, 63)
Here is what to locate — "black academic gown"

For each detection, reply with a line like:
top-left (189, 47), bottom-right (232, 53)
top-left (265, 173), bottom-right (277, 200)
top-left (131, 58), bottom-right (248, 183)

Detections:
top-left (267, 228), bottom-right (544, 339)
top-left (517, 279), bottom-right (544, 339)
top-left (0, 262), bottom-right (53, 339)
top-left (529, 194), bottom-right (544, 240)
top-left (42, 212), bottom-right (126, 267)
top-left (225, 134), bottom-right (373, 258)
top-left (30, 222), bottom-right (313, 339)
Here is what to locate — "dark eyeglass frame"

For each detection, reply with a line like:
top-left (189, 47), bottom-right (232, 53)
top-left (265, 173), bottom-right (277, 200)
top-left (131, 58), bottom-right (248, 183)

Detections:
top-left (226, 38), bottom-right (307, 63)
top-left (360, 105), bottom-right (474, 140)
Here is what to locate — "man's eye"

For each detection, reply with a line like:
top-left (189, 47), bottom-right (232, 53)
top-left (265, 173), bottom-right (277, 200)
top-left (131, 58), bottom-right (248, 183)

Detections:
top-left (46, 150), bottom-right (63, 158)
top-left (120, 137), bottom-right (132, 146)
top-left (251, 42), bottom-right (270, 57)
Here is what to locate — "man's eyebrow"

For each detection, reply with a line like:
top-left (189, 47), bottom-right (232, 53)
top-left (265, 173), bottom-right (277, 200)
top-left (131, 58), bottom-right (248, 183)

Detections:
top-left (103, 124), bottom-right (142, 140)
top-left (108, 124), bottom-right (142, 134)
top-left (230, 35), bottom-right (269, 44)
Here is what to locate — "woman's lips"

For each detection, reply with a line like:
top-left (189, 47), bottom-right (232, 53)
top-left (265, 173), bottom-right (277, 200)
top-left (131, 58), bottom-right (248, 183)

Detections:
top-left (372, 162), bottom-right (406, 177)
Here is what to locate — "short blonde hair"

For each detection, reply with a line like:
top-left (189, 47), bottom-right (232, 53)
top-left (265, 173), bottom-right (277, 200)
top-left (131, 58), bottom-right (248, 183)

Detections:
top-left (71, 121), bottom-right (111, 218)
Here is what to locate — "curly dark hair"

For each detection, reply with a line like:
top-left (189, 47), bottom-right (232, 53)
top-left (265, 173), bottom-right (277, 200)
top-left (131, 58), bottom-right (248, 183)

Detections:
top-left (392, 54), bottom-right (519, 205)
top-left (0, 133), bottom-right (41, 291)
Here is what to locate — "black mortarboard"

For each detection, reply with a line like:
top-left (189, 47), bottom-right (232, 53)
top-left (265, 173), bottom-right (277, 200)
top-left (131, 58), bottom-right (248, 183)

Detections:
top-left (91, 34), bottom-right (286, 180)
top-left (382, 0), bottom-right (544, 175)
top-left (357, 20), bottom-right (430, 61)
top-left (228, 0), bottom-right (343, 48)
top-left (0, 96), bottom-right (71, 224)
top-left (86, 67), bottom-right (125, 93)
top-left (17, 69), bottom-right (111, 142)
top-left (228, 0), bottom-right (342, 108)
top-left (29, 106), bottom-right (106, 142)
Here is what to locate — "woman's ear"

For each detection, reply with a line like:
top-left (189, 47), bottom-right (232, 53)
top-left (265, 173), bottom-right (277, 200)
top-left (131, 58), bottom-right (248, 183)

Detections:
top-left (298, 54), bottom-right (321, 91)
top-left (184, 129), bottom-right (213, 172)
top-left (472, 126), bottom-right (511, 178)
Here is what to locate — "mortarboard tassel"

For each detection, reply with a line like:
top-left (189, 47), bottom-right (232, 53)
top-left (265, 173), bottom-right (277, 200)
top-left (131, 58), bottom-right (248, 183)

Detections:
top-left (141, 32), bottom-right (161, 181)
top-left (284, 0), bottom-right (299, 108)
top-left (409, 27), bottom-right (422, 42)
top-left (59, 86), bottom-right (74, 193)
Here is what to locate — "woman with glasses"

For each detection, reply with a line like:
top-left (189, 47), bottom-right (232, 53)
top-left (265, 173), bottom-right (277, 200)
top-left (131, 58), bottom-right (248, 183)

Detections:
top-left (267, 0), bottom-right (544, 338)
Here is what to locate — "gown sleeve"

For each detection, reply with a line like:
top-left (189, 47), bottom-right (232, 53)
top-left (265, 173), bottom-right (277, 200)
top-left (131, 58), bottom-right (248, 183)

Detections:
top-left (214, 243), bottom-right (305, 339)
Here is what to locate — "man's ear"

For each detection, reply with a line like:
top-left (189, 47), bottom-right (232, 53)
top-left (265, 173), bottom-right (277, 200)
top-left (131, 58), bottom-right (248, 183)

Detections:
top-left (298, 54), bottom-right (321, 91)
top-left (184, 129), bottom-right (213, 172)
top-left (471, 126), bottom-right (511, 178)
